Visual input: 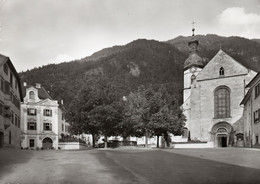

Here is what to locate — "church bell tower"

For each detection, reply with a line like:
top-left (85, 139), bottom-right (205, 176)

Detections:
top-left (183, 24), bottom-right (205, 103)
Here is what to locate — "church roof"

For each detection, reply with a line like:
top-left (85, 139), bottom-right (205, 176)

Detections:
top-left (183, 34), bottom-right (205, 71)
top-left (245, 71), bottom-right (260, 88)
top-left (183, 52), bottom-right (204, 71)
top-left (196, 49), bottom-right (250, 81)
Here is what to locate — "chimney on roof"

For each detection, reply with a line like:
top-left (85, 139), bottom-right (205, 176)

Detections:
top-left (23, 82), bottom-right (27, 87)
top-left (36, 83), bottom-right (41, 88)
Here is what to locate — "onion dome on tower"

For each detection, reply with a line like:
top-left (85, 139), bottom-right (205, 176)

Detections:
top-left (183, 26), bottom-right (204, 71)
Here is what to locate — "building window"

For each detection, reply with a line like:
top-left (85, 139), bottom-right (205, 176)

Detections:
top-left (0, 102), bottom-right (3, 116)
top-left (214, 86), bottom-right (230, 118)
top-left (10, 73), bottom-right (13, 88)
top-left (255, 83), bottom-right (260, 99)
top-left (254, 109), bottom-right (260, 123)
top-left (15, 80), bottom-right (18, 90)
top-left (15, 115), bottom-right (18, 126)
top-left (44, 123), bottom-right (52, 131)
top-left (29, 91), bottom-right (35, 100)
top-left (256, 135), bottom-right (259, 144)
top-left (44, 109), bottom-right (52, 116)
top-left (3, 64), bottom-right (8, 75)
top-left (0, 77), bottom-right (4, 92)
top-left (219, 67), bottom-right (224, 76)
top-left (62, 124), bottom-right (64, 131)
top-left (29, 139), bottom-right (35, 148)
top-left (11, 112), bottom-right (14, 124)
top-left (27, 122), bottom-right (37, 130)
top-left (27, 108), bottom-right (37, 116)
top-left (191, 74), bottom-right (196, 85)
top-left (4, 81), bottom-right (10, 94)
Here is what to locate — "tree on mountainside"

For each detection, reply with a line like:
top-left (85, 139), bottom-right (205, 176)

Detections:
top-left (123, 85), bottom-right (186, 148)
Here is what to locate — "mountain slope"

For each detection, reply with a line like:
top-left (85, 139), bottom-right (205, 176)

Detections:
top-left (20, 35), bottom-right (260, 107)
top-left (20, 39), bottom-right (186, 105)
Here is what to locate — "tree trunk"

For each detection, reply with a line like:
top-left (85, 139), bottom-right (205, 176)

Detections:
top-left (92, 134), bottom-right (95, 148)
top-left (164, 133), bottom-right (168, 148)
top-left (104, 134), bottom-right (108, 148)
top-left (157, 135), bottom-right (159, 148)
top-left (145, 129), bottom-right (148, 148)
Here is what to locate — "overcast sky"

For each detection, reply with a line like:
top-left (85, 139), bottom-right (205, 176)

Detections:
top-left (0, 0), bottom-right (260, 72)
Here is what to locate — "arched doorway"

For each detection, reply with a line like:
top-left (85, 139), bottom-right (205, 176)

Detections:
top-left (42, 137), bottom-right (53, 149)
top-left (211, 122), bottom-right (233, 147)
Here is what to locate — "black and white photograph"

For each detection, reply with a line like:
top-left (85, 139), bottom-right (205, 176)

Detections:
top-left (0, 0), bottom-right (260, 183)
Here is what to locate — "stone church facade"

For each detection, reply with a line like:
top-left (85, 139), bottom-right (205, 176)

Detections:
top-left (182, 35), bottom-right (256, 147)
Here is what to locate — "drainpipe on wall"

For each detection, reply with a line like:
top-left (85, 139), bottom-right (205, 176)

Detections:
top-left (250, 95), bottom-right (253, 148)
top-left (243, 79), bottom-right (246, 97)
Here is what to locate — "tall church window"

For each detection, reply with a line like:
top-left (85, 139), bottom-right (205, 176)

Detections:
top-left (214, 86), bottom-right (230, 118)
top-left (219, 67), bottom-right (224, 76)
top-left (29, 91), bottom-right (35, 99)
top-left (191, 74), bottom-right (196, 85)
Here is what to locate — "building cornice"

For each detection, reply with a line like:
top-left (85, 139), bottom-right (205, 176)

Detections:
top-left (197, 73), bottom-right (248, 82)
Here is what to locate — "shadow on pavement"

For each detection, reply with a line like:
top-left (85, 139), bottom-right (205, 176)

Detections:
top-left (97, 149), bottom-right (260, 184)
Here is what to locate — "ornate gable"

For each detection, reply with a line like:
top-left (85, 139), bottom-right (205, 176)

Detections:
top-left (38, 99), bottom-right (58, 106)
top-left (196, 49), bottom-right (249, 81)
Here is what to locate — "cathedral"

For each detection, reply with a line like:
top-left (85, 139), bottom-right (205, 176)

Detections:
top-left (181, 30), bottom-right (257, 147)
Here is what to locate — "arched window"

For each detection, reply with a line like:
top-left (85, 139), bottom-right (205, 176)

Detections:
top-left (191, 74), bottom-right (196, 84)
top-left (219, 67), bottom-right (224, 76)
top-left (214, 86), bottom-right (230, 118)
top-left (29, 91), bottom-right (35, 99)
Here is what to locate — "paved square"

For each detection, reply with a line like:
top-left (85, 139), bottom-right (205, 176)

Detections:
top-left (0, 148), bottom-right (259, 184)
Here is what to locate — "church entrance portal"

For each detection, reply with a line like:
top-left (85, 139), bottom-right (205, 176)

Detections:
top-left (42, 137), bottom-right (53, 149)
top-left (211, 122), bottom-right (233, 148)
top-left (217, 134), bottom-right (227, 147)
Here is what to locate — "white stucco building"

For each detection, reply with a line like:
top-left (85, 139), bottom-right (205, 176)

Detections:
top-left (20, 83), bottom-right (69, 149)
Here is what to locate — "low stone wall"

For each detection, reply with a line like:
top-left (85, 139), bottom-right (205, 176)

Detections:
top-left (58, 142), bottom-right (89, 150)
top-left (172, 142), bottom-right (214, 148)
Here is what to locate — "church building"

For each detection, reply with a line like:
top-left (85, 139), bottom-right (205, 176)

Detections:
top-left (182, 30), bottom-right (256, 147)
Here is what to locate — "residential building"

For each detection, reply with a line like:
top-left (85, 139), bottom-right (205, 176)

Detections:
top-left (20, 83), bottom-right (69, 149)
top-left (181, 30), bottom-right (257, 147)
top-left (240, 72), bottom-right (260, 148)
top-left (0, 54), bottom-right (23, 148)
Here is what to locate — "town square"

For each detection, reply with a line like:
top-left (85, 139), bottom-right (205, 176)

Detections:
top-left (1, 148), bottom-right (260, 184)
top-left (1, 0), bottom-right (260, 183)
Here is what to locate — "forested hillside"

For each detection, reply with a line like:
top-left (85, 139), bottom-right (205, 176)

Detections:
top-left (20, 39), bottom-right (186, 105)
top-left (20, 35), bottom-right (260, 107)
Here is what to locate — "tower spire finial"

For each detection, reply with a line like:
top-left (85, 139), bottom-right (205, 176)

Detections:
top-left (191, 21), bottom-right (196, 36)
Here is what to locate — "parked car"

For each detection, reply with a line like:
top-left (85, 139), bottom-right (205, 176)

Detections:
top-left (98, 140), bottom-right (119, 148)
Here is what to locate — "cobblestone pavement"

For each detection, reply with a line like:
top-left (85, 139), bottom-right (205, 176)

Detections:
top-left (0, 148), bottom-right (259, 184)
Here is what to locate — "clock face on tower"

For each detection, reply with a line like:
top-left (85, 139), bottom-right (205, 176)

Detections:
top-left (190, 66), bottom-right (197, 73)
